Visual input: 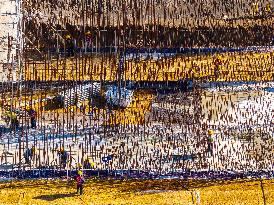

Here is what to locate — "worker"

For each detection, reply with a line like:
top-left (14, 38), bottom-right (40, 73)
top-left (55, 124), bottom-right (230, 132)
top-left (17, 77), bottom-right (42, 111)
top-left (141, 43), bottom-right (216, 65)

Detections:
top-left (252, 1), bottom-right (259, 15)
top-left (265, 2), bottom-right (271, 13)
top-left (83, 158), bottom-right (95, 169)
top-left (207, 130), bottom-right (214, 157)
top-left (24, 146), bottom-right (35, 164)
top-left (26, 106), bottom-right (37, 129)
top-left (85, 31), bottom-right (92, 49)
top-left (65, 34), bottom-right (75, 57)
top-left (5, 109), bottom-right (19, 130)
top-left (57, 147), bottom-right (69, 169)
top-left (74, 170), bottom-right (85, 195)
top-left (76, 163), bottom-right (82, 171)
top-left (213, 56), bottom-right (222, 79)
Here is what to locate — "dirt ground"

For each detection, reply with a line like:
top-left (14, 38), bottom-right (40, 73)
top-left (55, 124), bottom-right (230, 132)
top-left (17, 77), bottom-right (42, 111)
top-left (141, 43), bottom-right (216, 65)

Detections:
top-left (0, 178), bottom-right (273, 205)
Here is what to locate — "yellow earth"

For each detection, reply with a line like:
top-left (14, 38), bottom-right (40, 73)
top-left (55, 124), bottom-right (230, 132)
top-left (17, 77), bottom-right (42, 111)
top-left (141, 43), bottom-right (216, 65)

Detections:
top-left (0, 178), bottom-right (273, 205)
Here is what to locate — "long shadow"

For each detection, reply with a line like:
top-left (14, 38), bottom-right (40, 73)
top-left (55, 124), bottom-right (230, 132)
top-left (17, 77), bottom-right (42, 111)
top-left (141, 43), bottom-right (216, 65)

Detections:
top-left (33, 192), bottom-right (77, 201)
top-left (114, 178), bottom-right (260, 194)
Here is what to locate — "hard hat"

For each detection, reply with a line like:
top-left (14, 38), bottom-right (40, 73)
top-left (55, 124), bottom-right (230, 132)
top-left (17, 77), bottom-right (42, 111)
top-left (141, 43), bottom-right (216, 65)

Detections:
top-left (77, 170), bottom-right (83, 176)
top-left (208, 130), bottom-right (214, 135)
top-left (85, 31), bottom-right (91, 35)
top-left (65, 34), bottom-right (71, 39)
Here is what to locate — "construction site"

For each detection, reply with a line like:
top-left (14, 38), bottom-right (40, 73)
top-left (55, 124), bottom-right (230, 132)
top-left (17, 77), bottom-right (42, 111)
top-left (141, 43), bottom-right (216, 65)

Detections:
top-left (0, 0), bottom-right (273, 181)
